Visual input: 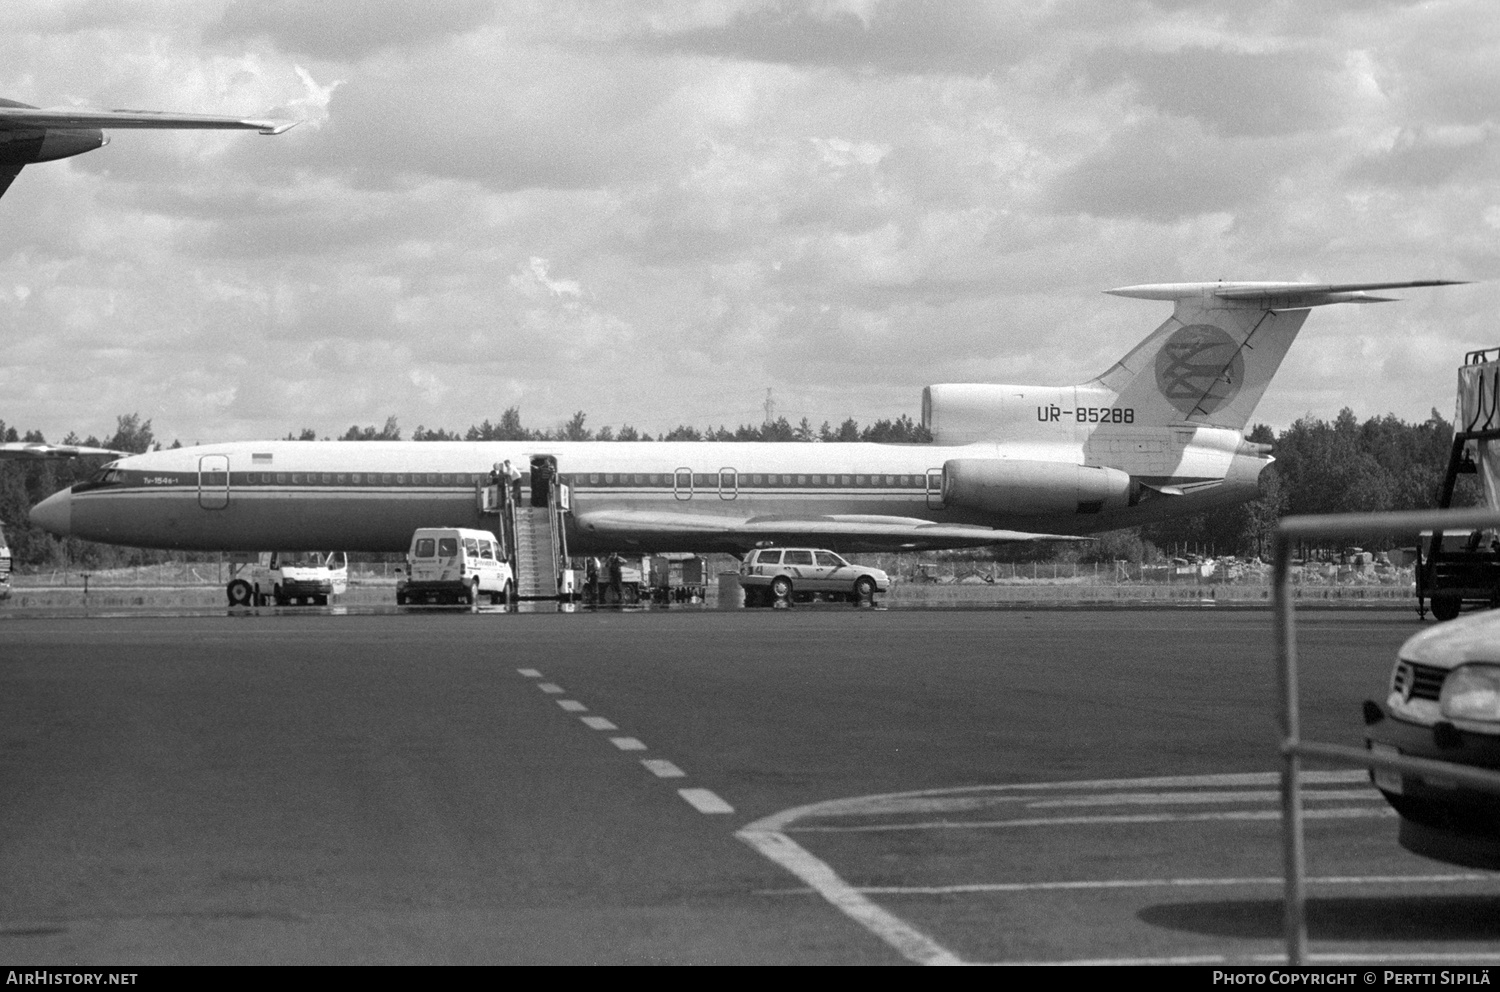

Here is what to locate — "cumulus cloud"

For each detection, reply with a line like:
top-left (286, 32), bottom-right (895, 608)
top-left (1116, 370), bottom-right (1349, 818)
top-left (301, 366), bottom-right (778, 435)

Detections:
top-left (207, 0), bottom-right (498, 62)
top-left (634, 0), bottom-right (1034, 77)
top-left (0, 0), bottom-right (1494, 444)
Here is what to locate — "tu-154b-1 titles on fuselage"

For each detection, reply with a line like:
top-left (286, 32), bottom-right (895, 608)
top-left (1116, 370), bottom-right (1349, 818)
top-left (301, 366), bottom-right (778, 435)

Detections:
top-left (28, 280), bottom-right (1464, 556)
top-left (0, 97), bottom-right (298, 201)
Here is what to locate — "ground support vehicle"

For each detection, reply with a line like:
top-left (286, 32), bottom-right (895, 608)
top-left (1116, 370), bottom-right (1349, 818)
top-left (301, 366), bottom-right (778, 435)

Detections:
top-left (225, 551), bottom-right (348, 607)
top-left (397, 527), bottom-right (513, 608)
top-left (1367, 607), bottom-right (1500, 867)
top-left (739, 548), bottom-right (888, 607)
top-left (1416, 346), bottom-right (1500, 620)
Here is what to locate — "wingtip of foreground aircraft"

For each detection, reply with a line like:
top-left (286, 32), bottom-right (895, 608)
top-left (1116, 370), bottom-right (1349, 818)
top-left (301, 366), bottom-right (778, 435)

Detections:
top-left (102, 109), bottom-right (302, 135)
top-left (0, 442), bottom-right (128, 461)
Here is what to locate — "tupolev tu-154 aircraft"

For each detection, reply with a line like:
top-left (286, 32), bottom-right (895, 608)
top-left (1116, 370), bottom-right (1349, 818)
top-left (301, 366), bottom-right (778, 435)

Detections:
top-left (0, 97), bottom-right (298, 201)
top-left (28, 279), bottom-right (1462, 556)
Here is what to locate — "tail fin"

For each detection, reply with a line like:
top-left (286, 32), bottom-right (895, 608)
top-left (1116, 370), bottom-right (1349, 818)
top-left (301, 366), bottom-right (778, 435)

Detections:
top-left (1087, 281), bottom-right (1464, 430)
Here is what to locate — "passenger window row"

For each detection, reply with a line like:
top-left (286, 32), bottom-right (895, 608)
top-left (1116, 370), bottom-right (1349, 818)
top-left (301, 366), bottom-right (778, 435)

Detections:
top-left (569, 473), bottom-right (930, 487)
top-left (235, 473), bottom-right (486, 485)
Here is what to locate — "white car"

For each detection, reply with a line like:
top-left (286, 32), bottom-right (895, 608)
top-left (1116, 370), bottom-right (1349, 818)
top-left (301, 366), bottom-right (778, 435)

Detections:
top-left (398, 527), bottom-right (513, 607)
top-left (1366, 608), bottom-right (1500, 867)
top-left (739, 547), bottom-right (888, 607)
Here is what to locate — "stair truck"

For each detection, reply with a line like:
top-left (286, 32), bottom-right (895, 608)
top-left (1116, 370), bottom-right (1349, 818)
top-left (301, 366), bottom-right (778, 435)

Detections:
top-left (1416, 346), bottom-right (1500, 620)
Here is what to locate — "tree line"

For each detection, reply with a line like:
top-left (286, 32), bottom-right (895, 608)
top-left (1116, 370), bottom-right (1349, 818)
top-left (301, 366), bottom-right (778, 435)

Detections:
top-left (0, 406), bottom-right (1481, 571)
top-left (306, 408), bottom-right (933, 444)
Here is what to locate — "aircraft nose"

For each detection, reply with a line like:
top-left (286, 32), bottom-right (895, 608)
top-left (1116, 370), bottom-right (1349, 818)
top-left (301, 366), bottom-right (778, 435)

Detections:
top-left (29, 488), bottom-right (72, 536)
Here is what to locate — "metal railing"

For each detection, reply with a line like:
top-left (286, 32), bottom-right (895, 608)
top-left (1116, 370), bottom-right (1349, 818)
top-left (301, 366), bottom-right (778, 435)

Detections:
top-left (1274, 507), bottom-right (1500, 964)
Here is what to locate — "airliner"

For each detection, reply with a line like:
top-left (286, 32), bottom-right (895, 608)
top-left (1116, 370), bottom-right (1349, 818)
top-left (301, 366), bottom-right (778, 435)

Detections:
top-left (28, 280), bottom-right (1462, 556)
top-left (0, 97), bottom-right (297, 201)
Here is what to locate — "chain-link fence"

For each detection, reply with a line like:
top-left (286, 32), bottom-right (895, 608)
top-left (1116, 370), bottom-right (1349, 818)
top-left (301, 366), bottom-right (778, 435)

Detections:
top-left (8, 553), bottom-right (1416, 590)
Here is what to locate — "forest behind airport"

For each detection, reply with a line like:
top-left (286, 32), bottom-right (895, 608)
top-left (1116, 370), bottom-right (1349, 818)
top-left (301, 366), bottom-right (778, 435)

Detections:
top-left (0, 406), bottom-right (1480, 571)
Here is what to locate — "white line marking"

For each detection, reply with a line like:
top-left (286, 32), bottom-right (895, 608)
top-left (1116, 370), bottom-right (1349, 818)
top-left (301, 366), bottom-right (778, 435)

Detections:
top-left (737, 827), bottom-right (960, 965)
top-left (679, 788), bottom-right (736, 815)
top-left (734, 771), bottom-right (1406, 966)
top-left (582, 716), bottom-right (618, 731)
top-left (610, 736), bottom-right (647, 750)
top-left (643, 759), bottom-right (685, 778)
top-left (558, 700), bottom-right (587, 712)
top-left (986, 952), bottom-right (1500, 967)
top-left (537, 683), bottom-right (564, 694)
top-left (1025, 788), bottom-right (1376, 808)
top-left (856, 872), bottom-right (1495, 895)
top-left (805, 771), bottom-right (1370, 818)
top-left (517, 668), bottom-right (542, 677)
top-left (786, 806), bottom-right (1394, 833)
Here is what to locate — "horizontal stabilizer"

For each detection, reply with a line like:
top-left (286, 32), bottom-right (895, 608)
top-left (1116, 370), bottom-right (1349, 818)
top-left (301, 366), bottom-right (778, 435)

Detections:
top-left (1107, 280), bottom-right (1467, 309)
top-left (576, 509), bottom-right (1083, 552)
top-left (0, 442), bottom-right (127, 461)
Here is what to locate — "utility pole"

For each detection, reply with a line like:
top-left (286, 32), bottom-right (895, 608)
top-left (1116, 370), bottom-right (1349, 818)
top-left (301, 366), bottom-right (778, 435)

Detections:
top-left (763, 388), bottom-right (775, 425)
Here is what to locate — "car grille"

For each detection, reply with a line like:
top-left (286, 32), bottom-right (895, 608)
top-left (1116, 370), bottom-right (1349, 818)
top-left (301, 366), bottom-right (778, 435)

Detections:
top-left (1393, 660), bottom-right (1447, 701)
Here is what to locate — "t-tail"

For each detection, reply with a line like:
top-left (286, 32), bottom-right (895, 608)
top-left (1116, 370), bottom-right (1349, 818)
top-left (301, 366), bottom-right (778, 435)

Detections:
top-left (923, 280), bottom-right (1466, 445)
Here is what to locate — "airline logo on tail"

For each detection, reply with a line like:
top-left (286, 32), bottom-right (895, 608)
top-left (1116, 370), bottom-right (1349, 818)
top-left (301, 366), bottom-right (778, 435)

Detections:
top-left (1155, 324), bottom-right (1242, 417)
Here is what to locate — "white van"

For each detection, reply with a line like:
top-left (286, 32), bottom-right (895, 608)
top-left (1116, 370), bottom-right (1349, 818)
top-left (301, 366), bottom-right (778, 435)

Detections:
top-left (398, 527), bottom-right (513, 607)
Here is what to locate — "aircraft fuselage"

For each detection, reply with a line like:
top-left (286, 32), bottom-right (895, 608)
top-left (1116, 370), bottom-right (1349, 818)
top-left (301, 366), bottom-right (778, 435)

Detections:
top-left (32, 431), bottom-right (1269, 555)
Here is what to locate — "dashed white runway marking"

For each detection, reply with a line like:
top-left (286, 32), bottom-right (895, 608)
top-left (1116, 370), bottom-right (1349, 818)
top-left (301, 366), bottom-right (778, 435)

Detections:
top-left (679, 788), bottom-right (735, 814)
top-left (516, 668), bottom-right (736, 819)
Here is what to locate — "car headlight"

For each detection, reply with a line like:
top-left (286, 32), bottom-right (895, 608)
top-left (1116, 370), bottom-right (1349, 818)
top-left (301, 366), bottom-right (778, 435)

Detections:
top-left (1439, 664), bottom-right (1500, 721)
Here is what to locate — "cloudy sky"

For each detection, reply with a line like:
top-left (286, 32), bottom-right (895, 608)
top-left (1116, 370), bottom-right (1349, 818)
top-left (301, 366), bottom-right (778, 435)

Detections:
top-left (0, 0), bottom-right (1496, 445)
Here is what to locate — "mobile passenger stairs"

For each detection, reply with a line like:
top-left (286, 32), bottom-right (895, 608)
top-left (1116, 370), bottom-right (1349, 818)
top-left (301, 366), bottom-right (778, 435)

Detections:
top-left (1415, 346), bottom-right (1500, 620)
top-left (481, 455), bottom-right (573, 602)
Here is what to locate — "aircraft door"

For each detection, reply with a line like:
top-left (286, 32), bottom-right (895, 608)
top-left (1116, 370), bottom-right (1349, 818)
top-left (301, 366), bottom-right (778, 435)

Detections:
top-left (926, 469), bottom-right (944, 509)
top-left (530, 455), bottom-right (557, 507)
top-left (674, 467), bottom-right (692, 501)
top-left (198, 454), bottom-right (229, 510)
top-left (719, 467), bottom-right (737, 500)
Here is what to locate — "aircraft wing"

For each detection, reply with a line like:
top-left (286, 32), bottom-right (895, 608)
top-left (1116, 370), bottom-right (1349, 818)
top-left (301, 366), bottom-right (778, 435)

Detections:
top-left (0, 442), bottom-right (127, 460)
top-left (574, 509), bottom-right (1084, 553)
top-left (0, 106), bottom-right (299, 134)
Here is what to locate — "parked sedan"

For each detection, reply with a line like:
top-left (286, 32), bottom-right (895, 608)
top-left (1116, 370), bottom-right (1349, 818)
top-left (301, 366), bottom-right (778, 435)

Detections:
top-left (739, 547), bottom-right (888, 606)
top-left (1367, 609), bottom-right (1500, 867)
